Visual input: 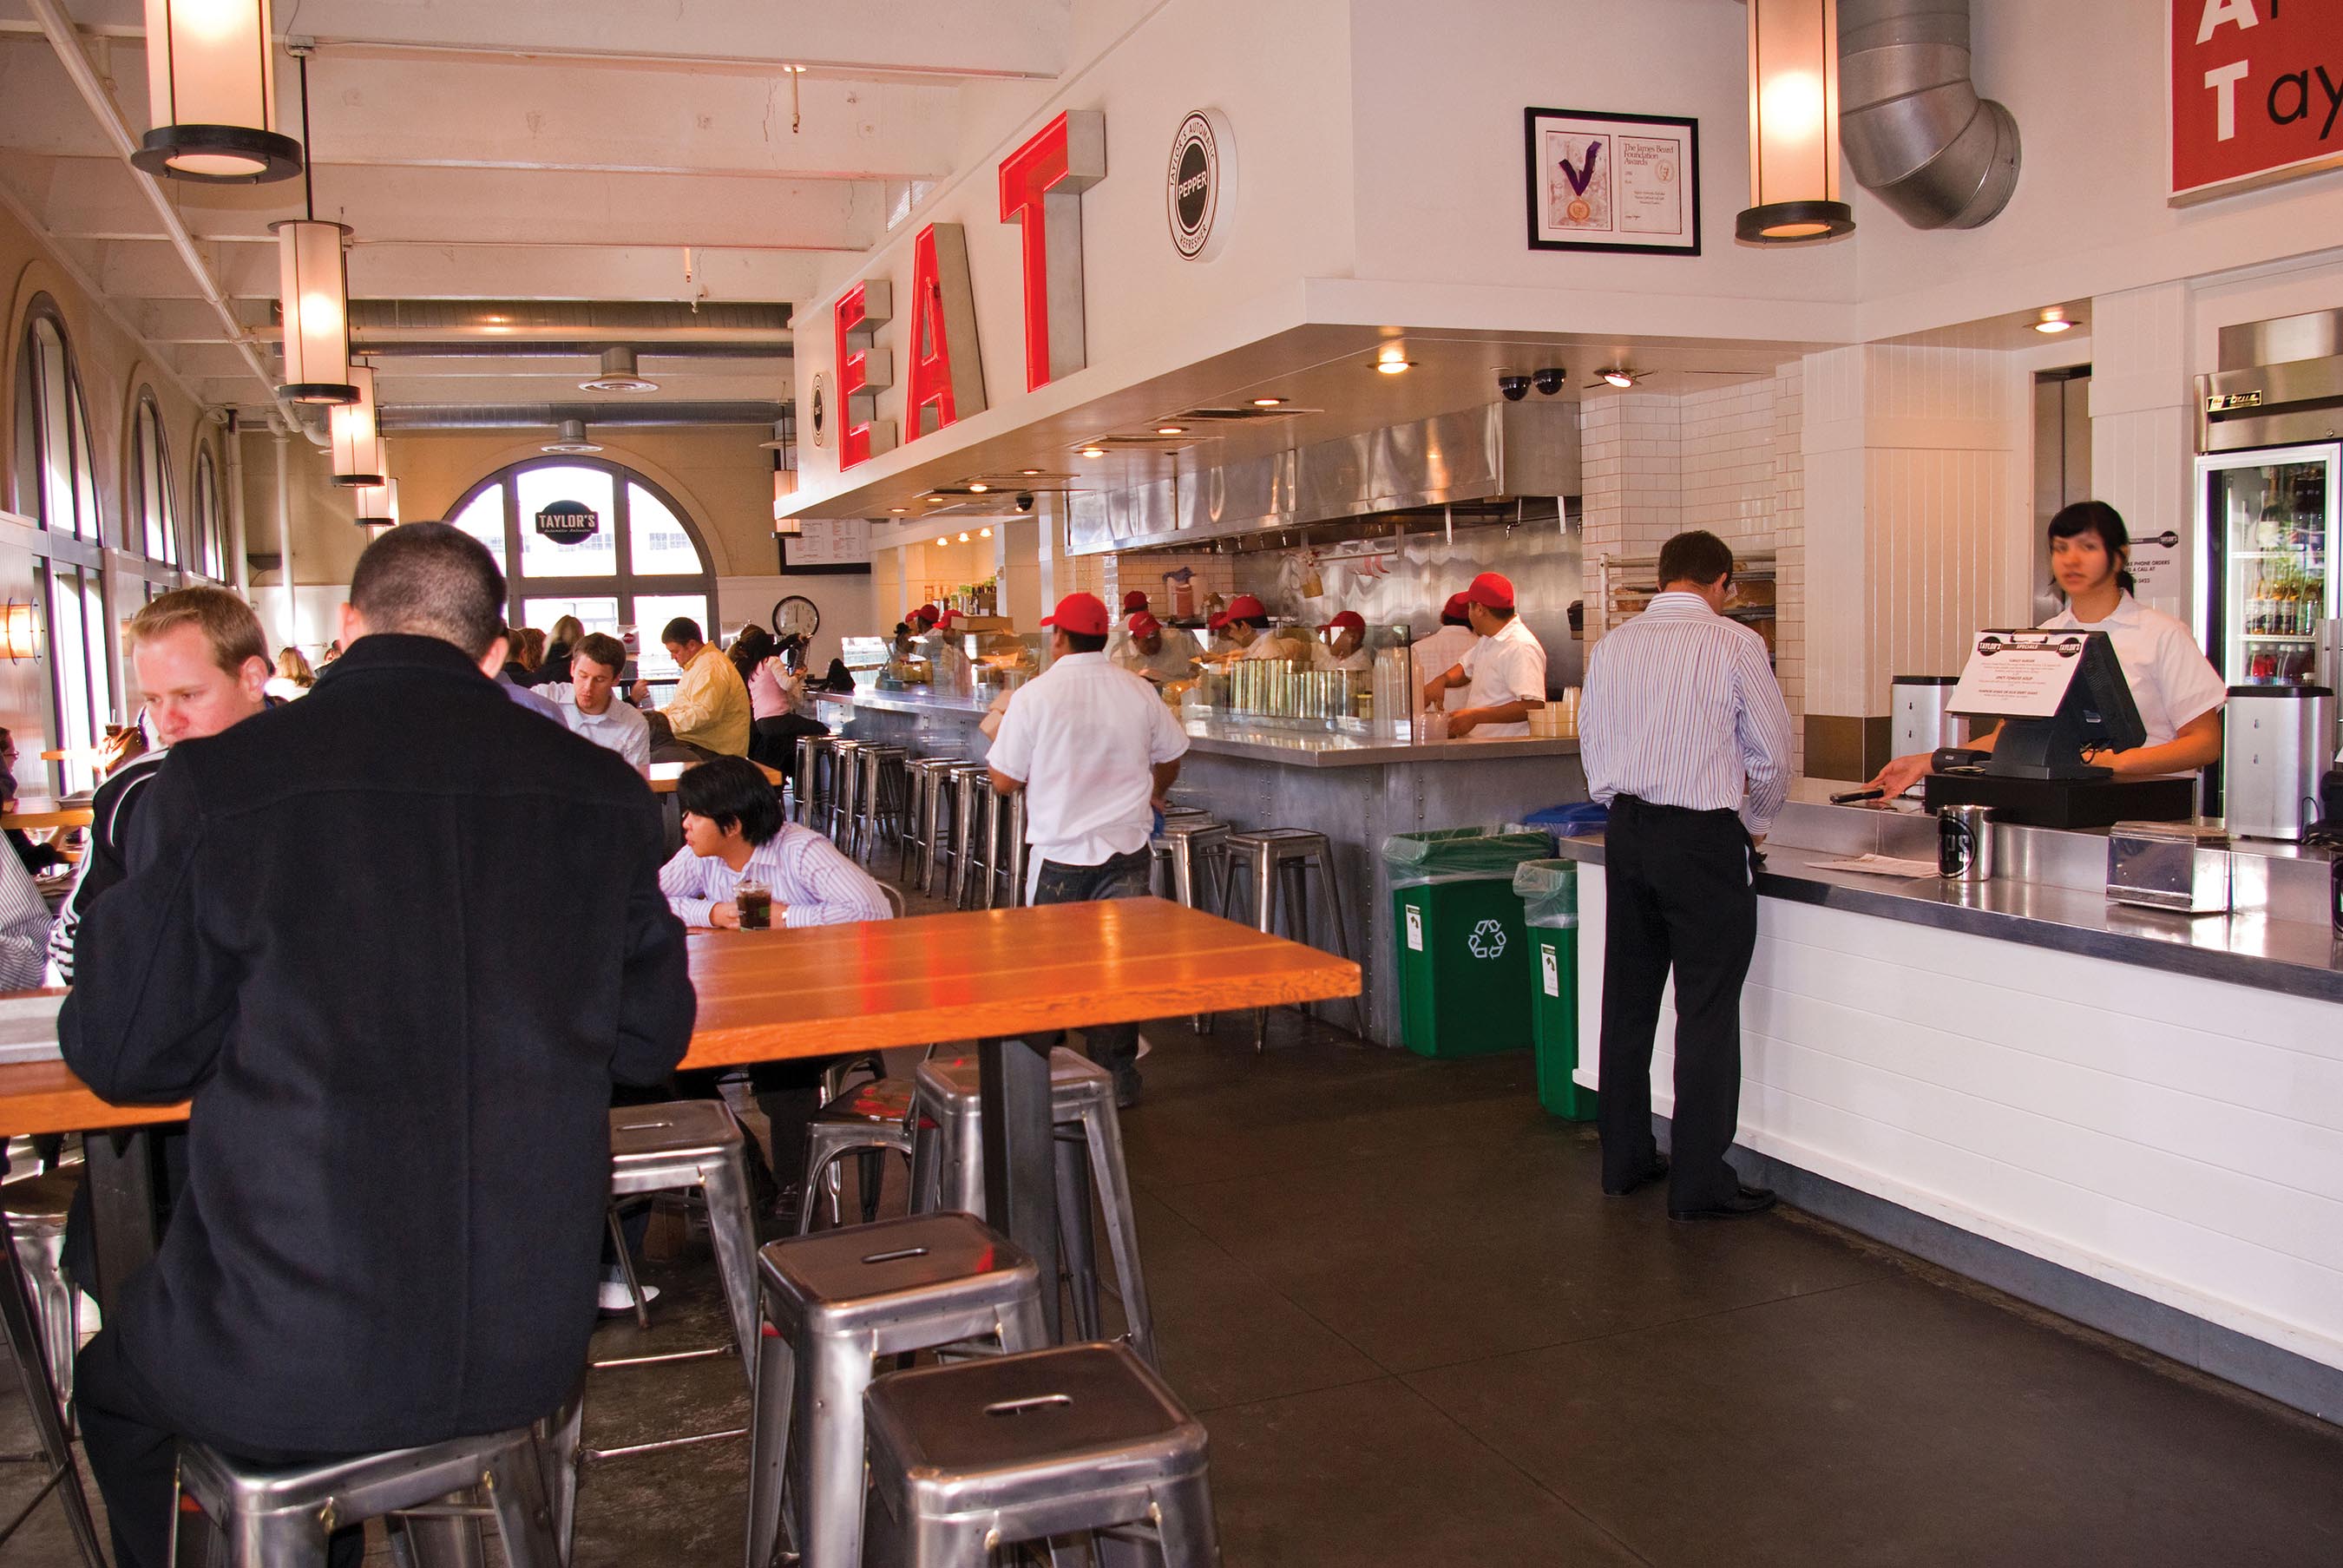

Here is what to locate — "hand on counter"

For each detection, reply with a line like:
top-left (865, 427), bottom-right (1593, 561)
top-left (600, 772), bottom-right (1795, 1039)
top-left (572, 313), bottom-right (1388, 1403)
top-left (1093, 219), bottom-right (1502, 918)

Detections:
top-left (1445, 711), bottom-right (1483, 737)
top-left (1866, 752), bottom-right (1933, 798)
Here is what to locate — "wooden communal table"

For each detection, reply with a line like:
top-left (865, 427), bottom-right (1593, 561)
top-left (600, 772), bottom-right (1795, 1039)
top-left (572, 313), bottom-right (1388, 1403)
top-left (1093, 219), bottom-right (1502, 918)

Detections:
top-left (646, 758), bottom-right (784, 794)
top-left (0, 899), bottom-right (1358, 1332)
top-left (0, 802), bottom-right (94, 832)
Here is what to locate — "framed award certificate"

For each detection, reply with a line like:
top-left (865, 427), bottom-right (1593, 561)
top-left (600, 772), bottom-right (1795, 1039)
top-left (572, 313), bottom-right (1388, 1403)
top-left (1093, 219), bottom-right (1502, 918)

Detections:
top-left (1524, 108), bottom-right (1701, 255)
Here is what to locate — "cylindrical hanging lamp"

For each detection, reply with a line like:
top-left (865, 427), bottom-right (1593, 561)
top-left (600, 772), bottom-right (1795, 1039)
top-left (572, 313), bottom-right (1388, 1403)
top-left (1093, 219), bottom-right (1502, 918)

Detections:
top-left (351, 476), bottom-right (398, 528)
top-left (330, 364), bottom-right (384, 487)
top-left (759, 417), bottom-right (800, 535)
top-left (1738, 0), bottom-right (1854, 244)
top-left (270, 219), bottom-right (356, 403)
top-left (132, 0), bottom-right (305, 183)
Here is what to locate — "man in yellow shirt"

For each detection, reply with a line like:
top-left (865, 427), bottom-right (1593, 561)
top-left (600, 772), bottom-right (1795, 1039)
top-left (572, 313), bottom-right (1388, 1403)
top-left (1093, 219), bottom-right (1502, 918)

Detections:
top-left (633, 615), bottom-right (751, 759)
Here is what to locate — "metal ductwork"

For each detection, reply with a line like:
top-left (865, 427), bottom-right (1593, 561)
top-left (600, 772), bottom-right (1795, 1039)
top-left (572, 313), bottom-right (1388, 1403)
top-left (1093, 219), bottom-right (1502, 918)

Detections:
top-left (276, 300), bottom-right (794, 358)
top-left (1837, 0), bottom-right (2019, 231)
top-left (378, 401), bottom-right (787, 432)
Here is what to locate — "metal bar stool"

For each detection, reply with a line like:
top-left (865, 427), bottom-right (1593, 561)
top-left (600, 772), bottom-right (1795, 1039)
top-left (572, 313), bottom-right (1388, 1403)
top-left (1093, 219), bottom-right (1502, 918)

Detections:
top-left (3, 1170), bottom-right (80, 1420)
top-left (792, 735), bottom-right (838, 828)
top-left (745, 1213), bottom-right (1047, 1568)
top-left (899, 757), bottom-right (962, 886)
top-left (824, 739), bottom-right (864, 847)
top-left (1217, 828), bottom-right (1363, 1050)
top-left (170, 1422), bottom-right (562, 1568)
top-left (862, 1342), bottom-right (1219, 1568)
top-left (604, 1102), bottom-right (761, 1386)
top-left (942, 763), bottom-right (994, 909)
top-left (797, 1076), bottom-right (916, 1235)
top-left (1152, 819), bottom-right (1231, 1032)
top-left (907, 1050), bottom-right (1156, 1367)
top-left (976, 788), bottom-right (1029, 910)
top-left (0, 1185), bottom-right (102, 1566)
top-left (849, 744), bottom-right (909, 863)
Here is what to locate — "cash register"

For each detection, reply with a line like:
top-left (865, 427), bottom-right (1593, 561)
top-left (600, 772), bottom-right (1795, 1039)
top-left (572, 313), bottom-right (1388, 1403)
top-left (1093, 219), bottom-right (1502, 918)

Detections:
top-left (1922, 628), bottom-right (2196, 830)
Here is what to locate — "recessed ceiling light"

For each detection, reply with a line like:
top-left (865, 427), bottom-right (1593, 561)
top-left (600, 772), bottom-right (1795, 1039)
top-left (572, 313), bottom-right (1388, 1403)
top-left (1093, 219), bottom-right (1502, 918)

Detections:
top-left (2033, 307), bottom-right (2076, 334)
top-left (968, 482), bottom-right (989, 493)
top-left (781, 63), bottom-right (808, 74)
top-left (1079, 446), bottom-right (1106, 458)
top-left (1021, 469), bottom-right (1041, 476)
top-left (1375, 359), bottom-right (1414, 375)
top-left (1156, 426), bottom-right (1185, 436)
top-left (1602, 369), bottom-right (1636, 389)
top-left (980, 527), bottom-right (993, 537)
top-left (958, 531), bottom-right (971, 542)
top-left (935, 536), bottom-right (948, 547)
top-left (1251, 397), bottom-right (1286, 407)
top-left (890, 507), bottom-right (909, 514)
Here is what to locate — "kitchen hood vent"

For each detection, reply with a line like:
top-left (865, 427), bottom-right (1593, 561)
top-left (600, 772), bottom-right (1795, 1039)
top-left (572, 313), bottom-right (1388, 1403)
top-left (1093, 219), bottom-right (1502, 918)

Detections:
top-left (1066, 399), bottom-right (1579, 556)
top-left (1169, 405), bottom-right (1317, 422)
top-left (1838, 0), bottom-right (2021, 231)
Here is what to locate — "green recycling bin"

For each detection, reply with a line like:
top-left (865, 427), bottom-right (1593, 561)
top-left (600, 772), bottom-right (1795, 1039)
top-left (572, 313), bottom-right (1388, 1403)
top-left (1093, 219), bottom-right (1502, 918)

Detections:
top-left (1515, 859), bottom-right (1595, 1120)
top-left (1382, 829), bottom-right (1552, 1059)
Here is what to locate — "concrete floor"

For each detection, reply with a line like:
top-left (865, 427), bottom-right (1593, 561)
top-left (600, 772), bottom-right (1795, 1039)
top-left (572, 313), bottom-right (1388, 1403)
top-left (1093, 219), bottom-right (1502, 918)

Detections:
top-left (9, 967), bottom-right (2343, 1562)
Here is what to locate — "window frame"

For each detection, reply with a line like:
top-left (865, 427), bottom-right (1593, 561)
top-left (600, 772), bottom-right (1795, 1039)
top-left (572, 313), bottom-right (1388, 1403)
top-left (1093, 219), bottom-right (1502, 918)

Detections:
top-left (191, 443), bottom-right (228, 582)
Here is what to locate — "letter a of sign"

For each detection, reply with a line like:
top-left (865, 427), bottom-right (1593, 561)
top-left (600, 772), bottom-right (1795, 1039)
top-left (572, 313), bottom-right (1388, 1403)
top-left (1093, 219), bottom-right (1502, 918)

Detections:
top-left (904, 223), bottom-right (988, 439)
top-left (999, 111), bottom-right (1107, 392)
top-left (833, 279), bottom-right (896, 469)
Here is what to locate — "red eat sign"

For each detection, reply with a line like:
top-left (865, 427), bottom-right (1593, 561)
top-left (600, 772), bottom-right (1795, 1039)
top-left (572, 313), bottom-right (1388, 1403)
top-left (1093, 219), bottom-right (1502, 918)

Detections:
top-left (2170, 0), bottom-right (2343, 200)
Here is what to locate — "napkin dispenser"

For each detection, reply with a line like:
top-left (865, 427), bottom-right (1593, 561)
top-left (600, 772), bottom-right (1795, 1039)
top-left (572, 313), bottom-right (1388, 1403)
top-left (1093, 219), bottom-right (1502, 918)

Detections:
top-left (2105, 821), bottom-right (2231, 915)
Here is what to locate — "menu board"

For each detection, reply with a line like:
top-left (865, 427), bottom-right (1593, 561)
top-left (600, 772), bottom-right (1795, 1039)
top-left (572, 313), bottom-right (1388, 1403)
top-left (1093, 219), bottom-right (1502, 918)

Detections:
top-left (1946, 632), bottom-right (2085, 718)
top-left (785, 518), bottom-right (871, 568)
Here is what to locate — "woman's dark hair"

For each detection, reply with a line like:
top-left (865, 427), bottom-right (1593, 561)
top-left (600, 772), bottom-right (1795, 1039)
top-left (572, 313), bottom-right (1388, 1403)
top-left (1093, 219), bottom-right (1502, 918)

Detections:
top-left (2048, 501), bottom-right (2136, 595)
top-left (778, 633), bottom-right (810, 671)
top-left (728, 623), bottom-right (776, 678)
top-left (677, 756), bottom-right (784, 847)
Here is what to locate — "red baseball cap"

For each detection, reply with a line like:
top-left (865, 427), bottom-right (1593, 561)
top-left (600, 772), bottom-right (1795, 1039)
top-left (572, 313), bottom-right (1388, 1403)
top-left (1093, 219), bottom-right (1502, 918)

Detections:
top-left (912, 603), bottom-right (941, 623)
top-left (1121, 590), bottom-right (1150, 612)
top-left (1463, 572), bottom-right (1515, 610)
top-left (1041, 592), bottom-right (1112, 638)
top-left (933, 608), bottom-right (957, 629)
top-left (1225, 594), bottom-right (1267, 620)
top-left (1441, 592), bottom-right (1473, 622)
top-left (1127, 611), bottom-right (1163, 638)
top-left (1206, 610), bottom-right (1229, 632)
top-left (1320, 611), bottom-right (1366, 633)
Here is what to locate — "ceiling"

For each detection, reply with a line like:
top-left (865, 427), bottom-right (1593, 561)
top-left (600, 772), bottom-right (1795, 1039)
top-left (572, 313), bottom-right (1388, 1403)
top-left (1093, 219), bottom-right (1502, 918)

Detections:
top-left (0, 0), bottom-right (1073, 432)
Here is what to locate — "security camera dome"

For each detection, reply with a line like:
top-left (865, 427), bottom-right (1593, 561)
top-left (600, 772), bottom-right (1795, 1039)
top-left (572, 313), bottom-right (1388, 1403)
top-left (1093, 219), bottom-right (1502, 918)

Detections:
top-left (1497, 373), bottom-right (1530, 403)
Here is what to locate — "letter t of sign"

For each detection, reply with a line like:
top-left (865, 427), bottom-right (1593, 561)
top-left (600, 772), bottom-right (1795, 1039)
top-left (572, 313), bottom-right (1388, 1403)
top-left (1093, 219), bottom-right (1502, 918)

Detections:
top-left (999, 111), bottom-right (1108, 393)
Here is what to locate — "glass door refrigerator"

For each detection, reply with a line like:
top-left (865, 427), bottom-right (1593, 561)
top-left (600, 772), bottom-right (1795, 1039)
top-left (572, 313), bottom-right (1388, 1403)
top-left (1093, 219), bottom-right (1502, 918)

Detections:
top-left (2200, 443), bottom-right (2339, 692)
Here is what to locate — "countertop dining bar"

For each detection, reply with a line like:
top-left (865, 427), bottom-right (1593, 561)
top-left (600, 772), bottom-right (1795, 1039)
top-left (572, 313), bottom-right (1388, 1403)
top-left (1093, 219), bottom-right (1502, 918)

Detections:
top-left (1549, 790), bottom-right (2343, 1423)
top-left (827, 684), bottom-right (1585, 1046)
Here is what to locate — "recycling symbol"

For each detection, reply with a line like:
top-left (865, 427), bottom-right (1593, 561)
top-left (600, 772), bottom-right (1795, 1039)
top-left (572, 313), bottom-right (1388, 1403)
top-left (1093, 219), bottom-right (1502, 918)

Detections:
top-left (1467, 919), bottom-right (1507, 960)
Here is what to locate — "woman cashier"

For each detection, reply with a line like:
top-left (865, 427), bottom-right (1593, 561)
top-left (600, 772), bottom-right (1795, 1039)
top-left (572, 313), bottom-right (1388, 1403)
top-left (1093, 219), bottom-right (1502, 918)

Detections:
top-left (1869, 501), bottom-right (2226, 796)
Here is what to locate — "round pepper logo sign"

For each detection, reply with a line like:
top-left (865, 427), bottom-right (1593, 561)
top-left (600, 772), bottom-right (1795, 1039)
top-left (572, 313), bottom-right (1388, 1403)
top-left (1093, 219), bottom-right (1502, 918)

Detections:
top-left (1168, 109), bottom-right (1235, 262)
top-left (1467, 919), bottom-right (1507, 961)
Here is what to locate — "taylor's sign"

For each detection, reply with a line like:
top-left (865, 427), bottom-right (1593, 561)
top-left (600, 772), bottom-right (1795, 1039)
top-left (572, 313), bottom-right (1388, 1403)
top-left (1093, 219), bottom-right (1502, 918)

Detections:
top-left (2170, 0), bottom-right (2343, 201)
top-left (535, 499), bottom-right (599, 544)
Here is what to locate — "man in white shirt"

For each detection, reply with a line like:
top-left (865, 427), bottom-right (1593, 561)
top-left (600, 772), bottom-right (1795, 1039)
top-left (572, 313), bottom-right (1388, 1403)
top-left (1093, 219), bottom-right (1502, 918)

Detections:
top-left (1112, 612), bottom-right (1199, 685)
top-left (1104, 590), bottom-right (1150, 664)
top-left (1579, 529), bottom-right (1794, 1223)
top-left (1421, 573), bottom-right (1546, 737)
top-left (535, 632), bottom-right (651, 774)
top-left (1410, 594), bottom-right (1480, 722)
top-left (1312, 611), bottom-right (1375, 673)
top-left (988, 592), bottom-right (1190, 1105)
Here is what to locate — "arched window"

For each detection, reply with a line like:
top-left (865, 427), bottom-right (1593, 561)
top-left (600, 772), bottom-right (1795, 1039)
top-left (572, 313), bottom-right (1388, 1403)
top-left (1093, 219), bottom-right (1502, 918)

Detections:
top-left (445, 457), bottom-right (717, 681)
top-left (192, 445), bottom-right (228, 581)
top-left (10, 301), bottom-right (112, 794)
top-left (129, 391), bottom-right (180, 568)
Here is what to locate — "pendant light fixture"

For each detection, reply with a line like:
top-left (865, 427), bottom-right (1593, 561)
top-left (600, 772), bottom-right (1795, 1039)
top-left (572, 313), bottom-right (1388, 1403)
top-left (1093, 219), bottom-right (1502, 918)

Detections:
top-left (1737, 0), bottom-right (1854, 244)
top-left (541, 418), bottom-right (603, 456)
top-left (271, 220), bottom-right (356, 403)
top-left (760, 417), bottom-right (800, 534)
top-left (132, 0), bottom-right (304, 183)
top-left (330, 364), bottom-right (384, 487)
top-left (351, 476), bottom-right (399, 528)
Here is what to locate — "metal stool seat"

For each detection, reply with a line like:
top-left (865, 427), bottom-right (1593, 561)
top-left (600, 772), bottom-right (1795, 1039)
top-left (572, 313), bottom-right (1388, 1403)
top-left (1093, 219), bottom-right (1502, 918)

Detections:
top-left (850, 744), bottom-right (909, 863)
top-left (171, 1422), bottom-right (562, 1568)
top-left (900, 757), bottom-right (963, 886)
top-left (940, 764), bottom-right (994, 908)
top-left (862, 1342), bottom-right (1219, 1568)
top-left (974, 789), bottom-right (1029, 909)
top-left (745, 1213), bottom-right (1047, 1568)
top-left (605, 1101), bottom-right (761, 1383)
top-left (824, 739), bottom-right (866, 846)
top-left (798, 1076), bottom-right (916, 1235)
top-left (1217, 828), bottom-right (1363, 1049)
top-left (0, 1175), bottom-right (102, 1565)
top-left (909, 1051), bottom-right (1155, 1366)
top-left (1151, 819), bottom-right (1231, 1031)
top-left (792, 735), bottom-right (840, 828)
top-left (3, 1170), bottom-right (80, 1417)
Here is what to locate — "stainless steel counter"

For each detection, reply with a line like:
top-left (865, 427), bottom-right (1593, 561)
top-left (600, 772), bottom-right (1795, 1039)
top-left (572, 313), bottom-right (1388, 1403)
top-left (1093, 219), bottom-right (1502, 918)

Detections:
top-left (816, 686), bottom-right (993, 718)
top-left (1552, 797), bottom-right (2343, 1007)
top-left (1179, 720), bottom-right (1579, 768)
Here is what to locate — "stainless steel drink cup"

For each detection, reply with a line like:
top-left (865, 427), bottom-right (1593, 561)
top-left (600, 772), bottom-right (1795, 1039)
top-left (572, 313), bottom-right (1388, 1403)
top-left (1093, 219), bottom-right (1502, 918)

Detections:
top-left (1938, 804), bottom-right (1995, 881)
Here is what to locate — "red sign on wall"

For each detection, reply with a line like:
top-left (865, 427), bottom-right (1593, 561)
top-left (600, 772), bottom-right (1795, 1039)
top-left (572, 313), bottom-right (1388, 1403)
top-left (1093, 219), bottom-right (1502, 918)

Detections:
top-left (2169, 0), bottom-right (2343, 201)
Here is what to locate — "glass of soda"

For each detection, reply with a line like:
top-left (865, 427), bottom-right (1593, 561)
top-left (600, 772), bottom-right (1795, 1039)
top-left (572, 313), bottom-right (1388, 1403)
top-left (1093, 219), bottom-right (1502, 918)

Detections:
top-left (735, 879), bottom-right (772, 930)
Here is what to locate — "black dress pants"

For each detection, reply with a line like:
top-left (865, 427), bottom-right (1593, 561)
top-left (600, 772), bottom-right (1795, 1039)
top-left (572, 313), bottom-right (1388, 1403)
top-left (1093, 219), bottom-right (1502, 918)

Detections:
top-left (76, 1329), bottom-right (365, 1568)
top-left (1596, 795), bottom-right (1759, 1210)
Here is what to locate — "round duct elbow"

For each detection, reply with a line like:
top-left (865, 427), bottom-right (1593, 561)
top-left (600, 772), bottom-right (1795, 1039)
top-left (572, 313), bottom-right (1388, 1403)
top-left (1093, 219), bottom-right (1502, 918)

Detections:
top-left (1838, 0), bottom-right (2020, 231)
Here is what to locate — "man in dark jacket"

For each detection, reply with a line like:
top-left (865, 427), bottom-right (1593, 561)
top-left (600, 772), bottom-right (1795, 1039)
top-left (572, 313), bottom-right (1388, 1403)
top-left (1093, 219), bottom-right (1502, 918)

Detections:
top-left (60, 522), bottom-right (696, 1568)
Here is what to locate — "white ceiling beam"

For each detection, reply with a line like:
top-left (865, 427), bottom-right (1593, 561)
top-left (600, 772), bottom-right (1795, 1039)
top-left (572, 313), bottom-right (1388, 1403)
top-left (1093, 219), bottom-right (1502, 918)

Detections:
top-left (0, 0), bottom-right (1070, 80)
top-left (369, 370), bottom-right (793, 404)
top-left (91, 237), bottom-right (827, 304)
top-left (94, 238), bottom-right (280, 299)
top-left (23, 154), bottom-right (883, 250)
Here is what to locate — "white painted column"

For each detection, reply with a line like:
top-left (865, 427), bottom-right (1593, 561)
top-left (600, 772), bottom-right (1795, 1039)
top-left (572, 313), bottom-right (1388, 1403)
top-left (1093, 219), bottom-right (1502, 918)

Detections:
top-left (2088, 282), bottom-right (2197, 626)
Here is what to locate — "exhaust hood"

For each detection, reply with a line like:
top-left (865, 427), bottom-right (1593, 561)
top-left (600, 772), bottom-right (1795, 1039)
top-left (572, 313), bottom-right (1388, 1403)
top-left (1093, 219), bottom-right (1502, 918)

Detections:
top-left (1066, 399), bottom-right (1580, 555)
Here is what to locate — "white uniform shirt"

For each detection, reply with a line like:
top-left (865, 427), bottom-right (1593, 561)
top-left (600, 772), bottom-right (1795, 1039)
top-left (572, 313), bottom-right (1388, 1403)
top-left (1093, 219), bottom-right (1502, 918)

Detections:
top-left (1457, 615), bottom-right (1548, 738)
top-left (1410, 624), bottom-right (1480, 718)
top-left (2038, 594), bottom-right (2226, 750)
top-left (1114, 631), bottom-right (1199, 684)
top-left (538, 682), bottom-right (653, 774)
top-left (1581, 591), bottom-right (1795, 836)
top-left (1239, 633), bottom-right (1290, 659)
top-left (1312, 641), bottom-right (1375, 673)
top-left (988, 652), bottom-right (1190, 869)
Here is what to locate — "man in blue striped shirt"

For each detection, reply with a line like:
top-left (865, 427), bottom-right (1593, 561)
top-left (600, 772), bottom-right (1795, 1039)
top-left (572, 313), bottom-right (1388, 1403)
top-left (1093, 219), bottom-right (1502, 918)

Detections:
top-left (1580, 530), bottom-right (1793, 1221)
